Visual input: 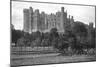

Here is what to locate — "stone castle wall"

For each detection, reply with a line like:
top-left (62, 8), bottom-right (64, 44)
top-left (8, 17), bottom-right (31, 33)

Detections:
top-left (23, 7), bottom-right (74, 33)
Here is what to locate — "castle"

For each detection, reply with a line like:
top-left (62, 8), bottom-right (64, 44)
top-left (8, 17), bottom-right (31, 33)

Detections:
top-left (23, 7), bottom-right (74, 33)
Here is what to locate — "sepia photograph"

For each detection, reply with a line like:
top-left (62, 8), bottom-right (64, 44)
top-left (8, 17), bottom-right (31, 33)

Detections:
top-left (11, 0), bottom-right (96, 66)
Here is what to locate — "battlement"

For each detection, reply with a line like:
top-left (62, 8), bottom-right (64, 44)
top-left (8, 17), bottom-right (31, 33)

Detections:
top-left (23, 9), bottom-right (29, 13)
top-left (23, 6), bottom-right (74, 33)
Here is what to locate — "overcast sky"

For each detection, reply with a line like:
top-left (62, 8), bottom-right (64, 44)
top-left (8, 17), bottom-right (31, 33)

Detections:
top-left (12, 1), bottom-right (95, 30)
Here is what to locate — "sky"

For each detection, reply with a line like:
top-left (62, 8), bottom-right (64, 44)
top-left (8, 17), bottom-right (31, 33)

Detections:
top-left (11, 1), bottom-right (95, 30)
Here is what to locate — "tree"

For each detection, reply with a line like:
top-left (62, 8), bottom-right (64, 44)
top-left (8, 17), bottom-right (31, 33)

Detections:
top-left (88, 28), bottom-right (96, 48)
top-left (72, 21), bottom-right (88, 37)
top-left (50, 28), bottom-right (59, 38)
top-left (49, 28), bottom-right (59, 47)
top-left (72, 22), bottom-right (88, 49)
top-left (16, 37), bottom-right (30, 47)
top-left (11, 29), bottom-right (24, 44)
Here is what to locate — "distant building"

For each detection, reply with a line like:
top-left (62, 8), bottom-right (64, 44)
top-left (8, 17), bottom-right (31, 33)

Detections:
top-left (23, 7), bottom-right (74, 33)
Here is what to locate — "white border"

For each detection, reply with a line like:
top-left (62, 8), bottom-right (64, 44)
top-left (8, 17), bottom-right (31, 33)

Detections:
top-left (0, 0), bottom-right (99, 67)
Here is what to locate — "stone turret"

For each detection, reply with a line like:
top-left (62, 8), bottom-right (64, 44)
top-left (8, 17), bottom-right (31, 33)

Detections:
top-left (61, 7), bottom-right (64, 12)
top-left (23, 6), bottom-right (74, 33)
top-left (29, 7), bottom-right (33, 33)
top-left (70, 16), bottom-right (74, 24)
top-left (88, 22), bottom-right (94, 45)
top-left (23, 9), bottom-right (30, 33)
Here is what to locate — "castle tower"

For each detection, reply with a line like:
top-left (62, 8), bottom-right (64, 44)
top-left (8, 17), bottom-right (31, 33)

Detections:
top-left (88, 22), bottom-right (94, 45)
top-left (66, 10), bottom-right (67, 19)
top-left (44, 14), bottom-right (48, 30)
top-left (35, 9), bottom-right (40, 31)
top-left (32, 9), bottom-right (40, 32)
top-left (40, 12), bottom-right (46, 31)
top-left (70, 16), bottom-right (74, 26)
top-left (23, 9), bottom-right (30, 33)
top-left (89, 22), bottom-right (93, 29)
top-left (29, 7), bottom-right (33, 33)
top-left (70, 16), bottom-right (74, 23)
top-left (23, 7), bottom-right (34, 33)
top-left (61, 7), bottom-right (64, 13)
top-left (60, 7), bottom-right (66, 32)
top-left (70, 16), bottom-right (74, 31)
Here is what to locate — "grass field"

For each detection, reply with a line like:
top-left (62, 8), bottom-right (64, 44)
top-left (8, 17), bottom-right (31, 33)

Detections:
top-left (11, 53), bottom-right (96, 66)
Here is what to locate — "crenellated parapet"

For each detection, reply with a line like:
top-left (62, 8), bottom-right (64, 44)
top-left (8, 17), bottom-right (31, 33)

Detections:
top-left (23, 6), bottom-right (74, 33)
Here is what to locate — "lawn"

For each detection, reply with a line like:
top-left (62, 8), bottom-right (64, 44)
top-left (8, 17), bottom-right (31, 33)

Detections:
top-left (11, 53), bottom-right (96, 66)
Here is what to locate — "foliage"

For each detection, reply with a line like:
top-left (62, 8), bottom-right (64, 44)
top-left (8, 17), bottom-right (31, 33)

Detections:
top-left (11, 22), bottom-right (96, 55)
top-left (11, 29), bottom-right (24, 43)
top-left (16, 37), bottom-right (30, 47)
top-left (72, 21), bottom-right (88, 37)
